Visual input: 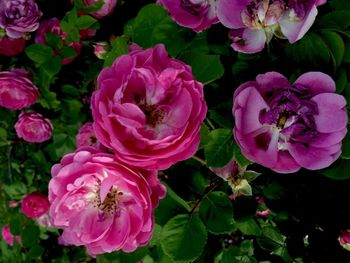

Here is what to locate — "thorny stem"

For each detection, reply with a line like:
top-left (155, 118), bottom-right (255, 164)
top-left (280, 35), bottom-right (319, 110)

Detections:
top-left (191, 155), bottom-right (206, 165)
top-left (189, 179), bottom-right (222, 215)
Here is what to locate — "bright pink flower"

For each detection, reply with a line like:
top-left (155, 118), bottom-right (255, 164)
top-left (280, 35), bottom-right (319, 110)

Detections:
top-left (92, 44), bottom-right (207, 170)
top-left (217, 0), bottom-right (326, 53)
top-left (1, 225), bottom-right (21, 246)
top-left (233, 72), bottom-right (347, 173)
top-left (82, 0), bottom-right (117, 19)
top-left (158, 0), bottom-right (219, 32)
top-left (48, 147), bottom-right (166, 256)
top-left (339, 230), bottom-right (350, 251)
top-left (76, 122), bottom-right (107, 152)
top-left (0, 69), bottom-right (39, 110)
top-left (35, 18), bottom-right (82, 65)
top-left (15, 112), bottom-right (53, 143)
top-left (0, 0), bottom-right (41, 39)
top-left (0, 36), bottom-right (26, 56)
top-left (21, 192), bottom-right (50, 219)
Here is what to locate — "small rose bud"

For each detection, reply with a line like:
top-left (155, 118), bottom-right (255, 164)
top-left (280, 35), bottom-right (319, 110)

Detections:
top-left (339, 230), bottom-right (350, 251)
top-left (21, 192), bottom-right (50, 219)
top-left (93, 42), bottom-right (109, 59)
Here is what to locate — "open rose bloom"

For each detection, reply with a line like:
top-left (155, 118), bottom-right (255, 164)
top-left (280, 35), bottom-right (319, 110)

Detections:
top-left (217, 0), bottom-right (326, 53)
top-left (158, 0), bottom-right (219, 32)
top-left (0, 69), bottom-right (39, 110)
top-left (15, 112), bottom-right (53, 143)
top-left (76, 122), bottom-right (107, 152)
top-left (0, 0), bottom-right (41, 39)
top-left (92, 44), bottom-right (207, 170)
top-left (49, 147), bottom-right (166, 256)
top-left (233, 72), bottom-right (347, 173)
top-left (21, 192), bottom-right (50, 219)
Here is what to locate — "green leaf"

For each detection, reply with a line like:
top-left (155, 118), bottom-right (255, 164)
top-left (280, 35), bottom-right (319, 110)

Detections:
top-left (25, 44), bottom-right (54, 64)
top-left (29, 245), bottom-right (44, 259)
top-left (335, 68), bottom-right (347, 93)
top-left (319, 30), bottom-right (344, 69)
top-left (42, 56), bottom-right (62, 77)
top-left (317, 11), bottom-right (350, 30)
top-left (132, 4), bottom-right (191, 57)
top-left (343, 42), bottom-right (350, 63)
top-left (341, 128), bottom-right (350, 159)
top-left (76, 15), bottom-right (98, 29)
top-left (199, 191), bottom-right (236, 234)
top-left (180, 51), bottom-right (224, 84)
top-left (320, 159), bottom-right (350, 180)
top-left (257, 226), bottom-right (285, 251)
top-left (235, 218), bottom-right (262, 236)
top-left (45, 32), bottom-right (63, 50)
top-left (330, 0), bottom-right (350, 11)
top-left (199, 123), bottom-right (211, 149)
top-left (60, 47), bottom-right (77, 59)
top-left (204, 129), bottom-right (235, 167)
top-left (21, 224), bottom-right (40, 248)
top-left (160, 214), bottom-right (207, 262)
top-left (104, 37), bottom-right (129, 67)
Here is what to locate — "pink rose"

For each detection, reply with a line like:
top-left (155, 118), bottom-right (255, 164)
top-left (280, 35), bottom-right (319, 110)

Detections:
top-left (233, 72), bottom-right (347, 173)
top-left (0, 0), bottom-right (41, 39)
top-left (82, 0), bottom-right (117, 19)
top-left (49, 147), bottom-right (166, 256)
top-left (339, 230), bottom-right (350, 251)
top-left (92, 44), bottom-right (207, 170)
top-left (93, 42), bottom-right (109, 59)
top-left (15, 112), bottom-right (53, 143)
top-left (0, 69), bottom-right (39, 110)
top-left (157, 0), bottom-right (219, 32)
top-left (1, 225), bottom-right (21, 246)
top-left (217, 0), bottom-right (326, 53)
top-left (76, 122), bottom-right (107, 152)
top-left (0, 36), bottom-right (26, 56)
top-left (35, 18), bottom-right (82, 65)
top-left (21, 192), bottom-right (50, 219)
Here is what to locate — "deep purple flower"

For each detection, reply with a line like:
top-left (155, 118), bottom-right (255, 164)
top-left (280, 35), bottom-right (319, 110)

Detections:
top-left (233, 72), bottom-right (347, 173)
top-left (217, 0), bottom-right (326, 53)
top-left (0, 0), bottom-right (41, 39)
top-left (158, 0), bottom-right (219, 32)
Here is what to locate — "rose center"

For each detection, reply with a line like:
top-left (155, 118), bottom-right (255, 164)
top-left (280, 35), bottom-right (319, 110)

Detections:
top-left (139, 103), bottom-right (166, 127)
top-left (92, 186), bottom-right (123, 217)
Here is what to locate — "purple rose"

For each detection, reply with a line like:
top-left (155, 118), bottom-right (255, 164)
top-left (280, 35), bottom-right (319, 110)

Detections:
top-left (339, 230), bottom-right (350, 251)
top-left (0, 35), bottom-right (26, 56)
top-left (217, 0), bottom-right (326, 53)
top-left (158, 0), bottom-right (219, 32)
top-left (0, 0), bottom-right (41, 39)
top-left (0, 69), bottom-right (39, 110)
top-left (15, 112), bottom-right (53, 143)
top-left (233, 72), bottom-right (347, 173)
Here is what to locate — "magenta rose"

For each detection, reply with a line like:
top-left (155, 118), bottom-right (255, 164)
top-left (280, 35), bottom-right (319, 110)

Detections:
top-left (233, 72), bottom-right (347, 173)
top-left (0, 0), bottom-right (41, 39)
top-left (15, 112), bottom-right (53, 143)
top-left (76, 122), bottom-right (107, 152)
top-left (82, 0), bottom-right (117, 19)
top-left (1, 225), bottom-right (21, 246)
top-left (217, 0), bottom-right (326, 53)
top-left (92, 44), bottom-right (207, 170)
top-left (158, 0), bottom-right (218, 32)
top-left (0, 69), bottom-right (39, 110)
top-left (48, 147), bottom-right (166, 256)
top-left (21, 192), bottom-right (50, 219)
top-left (0, 35), bottom-right (26, 56)
top-left (35, 18), bottom-right (82, 65)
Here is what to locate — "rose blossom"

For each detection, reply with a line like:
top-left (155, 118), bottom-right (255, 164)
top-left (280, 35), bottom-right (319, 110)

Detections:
top-left (0, 69), bottom-right (39, 110)
top-left (92, 44), bottom-right (207, 170)
top-left (0, 0), bottom-right (41, 39)
top-left (339, 230), bottom-right (350, 251)
top-left (1, 225), bottom-right (21, 246)
top-left (217, 0), bottom-right (326, 53)
top-left (233, 72), bottom-right (347, 173)
top-left (35, 18), bottom-right (82, 65)
top-left (15, 112), bottom-right (53, 143)
top-left (48, 147), bottom-right (166, 256)
top-left (21, 192), bottom-right (50, 219)
top-left (82, 0), bottom-right (117, 19)
top-left (158, 0), bottom-right (218, 32)
top-left (76, 122), bottom-right (107, 152)
top-left (0, 35), bottom-right (26, 56)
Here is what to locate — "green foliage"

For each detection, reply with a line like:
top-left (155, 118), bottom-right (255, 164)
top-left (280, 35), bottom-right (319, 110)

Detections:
top-left (160, 214), bottom-right (207, 262)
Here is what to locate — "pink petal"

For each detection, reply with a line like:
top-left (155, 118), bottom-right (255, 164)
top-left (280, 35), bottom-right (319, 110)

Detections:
top-left (294, 72), bottom-right (336, 95)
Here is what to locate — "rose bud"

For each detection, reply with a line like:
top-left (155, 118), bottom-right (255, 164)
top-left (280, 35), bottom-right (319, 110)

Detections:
top-left (1, 225), bottom-right (21, 246)
top-left (82, 0), bottom-right (117, 19)
top-left (21, 192), bottom-right (50, 219)
top-left (339, 230), bottom-right (350, 251)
